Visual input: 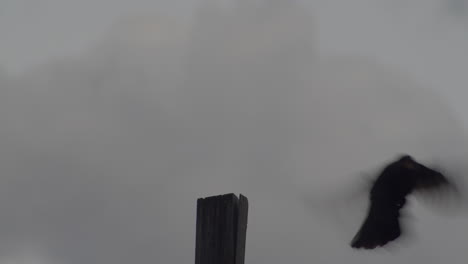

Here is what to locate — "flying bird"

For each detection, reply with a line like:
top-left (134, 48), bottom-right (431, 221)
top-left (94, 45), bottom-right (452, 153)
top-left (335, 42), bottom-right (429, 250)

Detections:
top-left (350, 154), bottom-right (456, 249)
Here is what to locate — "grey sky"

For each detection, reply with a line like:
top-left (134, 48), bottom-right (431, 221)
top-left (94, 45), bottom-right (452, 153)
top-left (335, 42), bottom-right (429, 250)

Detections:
top-left (1, 1), bottom-right (468, 264)
top-left (2, 0), bottom-right (468, 118)
top-left (0, 0), bottom-right (196, 73)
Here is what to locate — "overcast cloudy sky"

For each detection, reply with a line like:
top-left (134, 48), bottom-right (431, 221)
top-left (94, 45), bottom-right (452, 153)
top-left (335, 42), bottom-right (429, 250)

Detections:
top-left (1, 1), bottom-right (468, 264)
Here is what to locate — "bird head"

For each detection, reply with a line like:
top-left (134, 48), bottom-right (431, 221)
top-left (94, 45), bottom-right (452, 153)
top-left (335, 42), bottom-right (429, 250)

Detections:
top-left (398, 154), bottom-right (419, 170)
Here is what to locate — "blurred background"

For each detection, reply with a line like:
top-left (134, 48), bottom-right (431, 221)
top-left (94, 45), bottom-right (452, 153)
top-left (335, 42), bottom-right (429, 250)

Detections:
top-left (1, 0), bottom-right (468, 263)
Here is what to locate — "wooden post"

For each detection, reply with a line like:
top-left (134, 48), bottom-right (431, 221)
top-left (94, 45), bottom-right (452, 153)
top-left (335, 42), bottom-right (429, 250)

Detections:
top-left (195, 193), bottom-right (249, 264)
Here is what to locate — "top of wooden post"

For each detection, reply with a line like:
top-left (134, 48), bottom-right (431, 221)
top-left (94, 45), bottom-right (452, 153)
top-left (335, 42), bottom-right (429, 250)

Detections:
top-left (195, 193), bottom-right (249, 264)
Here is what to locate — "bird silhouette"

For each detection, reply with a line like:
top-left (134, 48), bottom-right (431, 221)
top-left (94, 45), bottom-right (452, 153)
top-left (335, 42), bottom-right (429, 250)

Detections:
top-left (350, 154), bottom-right (456, 249)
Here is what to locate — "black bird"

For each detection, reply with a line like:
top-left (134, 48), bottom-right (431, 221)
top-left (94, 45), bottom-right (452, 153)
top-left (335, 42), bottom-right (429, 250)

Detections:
top-left (350, 154), bottom-right (455, 249)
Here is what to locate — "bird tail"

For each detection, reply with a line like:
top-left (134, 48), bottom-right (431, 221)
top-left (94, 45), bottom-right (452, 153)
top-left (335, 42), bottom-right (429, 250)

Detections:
top-left (350, 203), bottom-right (401, 249)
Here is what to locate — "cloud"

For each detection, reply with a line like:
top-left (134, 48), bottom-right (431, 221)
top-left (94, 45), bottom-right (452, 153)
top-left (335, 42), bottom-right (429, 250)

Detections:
top-left (0, 1), bottom-right (467, 264)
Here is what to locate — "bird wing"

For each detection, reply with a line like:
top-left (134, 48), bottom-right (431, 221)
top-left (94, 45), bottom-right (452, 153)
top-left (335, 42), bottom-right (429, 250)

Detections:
top-left (414, 165), bottom-right (455, 192)
top-left (414, 168), bottom-right (451, 191)
top-left (413, 165), bottom-right (464, 214)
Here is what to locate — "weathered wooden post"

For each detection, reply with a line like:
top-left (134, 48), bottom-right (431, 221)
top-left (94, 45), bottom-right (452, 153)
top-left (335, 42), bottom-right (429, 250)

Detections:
top-left (195, 193), bottom-right (249, 264)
